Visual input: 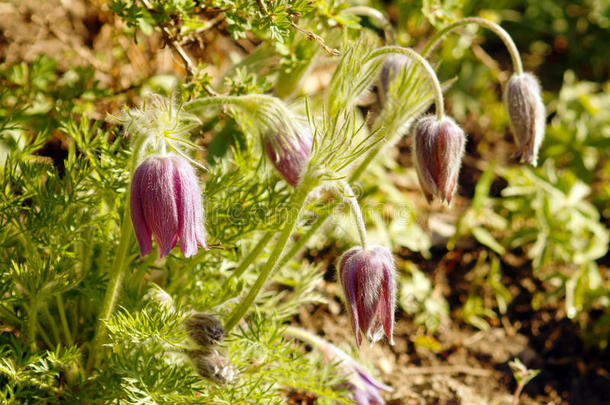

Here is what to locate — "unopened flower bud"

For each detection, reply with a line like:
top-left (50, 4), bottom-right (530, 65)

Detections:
top-left (263, 127), bottom-right (312, 186)
top-left (379, 54), bottom-right (410, 102)
top-left (339, 245), bottom-right (396, 347)
top-left (188, 349), bottom-right (237, 384)
top-left (130, 154), bottom-right (207, 258)
top-left (413, 116), bottom-right (466, 204)
top-left (504, 72), bottom-right (545, 166)
top-left (144, 285), bottom-right (175, 312)
top-left (184, 312), bottom-right (223, 347)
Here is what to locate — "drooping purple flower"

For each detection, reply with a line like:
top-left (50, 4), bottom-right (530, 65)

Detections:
top-left (339, 245), bottom-right (396, 348)
top-left (504, 72), bottom-right (546, 166)
top-left (413, 116), bottom-right (466, 204)
top-left (263, 127), bottom-right (313, 186)
top-left (130, 154), bottom-right (207, 258)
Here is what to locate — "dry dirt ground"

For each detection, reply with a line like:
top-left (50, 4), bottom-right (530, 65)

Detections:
top-left (1, 1), bottom-right (609, 404)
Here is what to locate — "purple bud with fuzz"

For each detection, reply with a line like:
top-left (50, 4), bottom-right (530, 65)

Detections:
top-left (504, 72), bottom-right (545, 166)
top-left (379, 54), bottom-right (410, 102)
top-left (263, 127), bottom-right (313, 186)
top-left (339, 245), bottom-right (396, 348)
top-left (184, 312), bottom-right (224, 348)
top-left (413, 116), bottom-right (466, 204)
top-left (130, 154), bottom-right (207, 258)
top-left (188, 349), bottom-right (236, 384)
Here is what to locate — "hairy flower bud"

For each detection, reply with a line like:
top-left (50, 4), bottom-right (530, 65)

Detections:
top-left (130, 154), bottom-right (207, 258)
top-left (379, 54), bottom-right (410, 103)
top-left (413, 116), bottom-right (466, 204)
top-left (263, 127), bottom-right (312, 186)
top-left (504, 73), bottom-right (545, 166)
top-left (339, 245), bottom-right (396, 347)
top-left (188, 349), bottom-right (237, 384)
top-left (184, 312), bottom-right (223, 348)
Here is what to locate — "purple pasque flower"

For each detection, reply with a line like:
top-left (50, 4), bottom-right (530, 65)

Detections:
top-left (413, 115), bottom-right (466, 204)
top-left (263, 127), bottom-right (313, 186)
top-left (379, 54), bottom-right (410, 103)
top-left (130, 154), bottom-right (207, 258)
top-left (339, 245), bottom-right (396, 348)
top-left (504, 72), bottom-right (545, 166)
top-left (311, 330), bottom-right (392, 404)
top-left (346, 368), bottom-right (393, 405)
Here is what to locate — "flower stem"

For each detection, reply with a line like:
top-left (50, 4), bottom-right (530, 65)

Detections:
top-left (284, 326), bottom-right (354, 365)
top-left (343, 6), bottom-right (395, 43)
top-left (370, 46), bottom-right (444, 119)
top-left (276, 141), bottom-right (384, 269)
top-left (42, 305), bottom-right (61, 345)
top-left (56, 295), bottom-right (73, 346)
top-left (221, 232), bottom-right (275, 291)
top-left (86, 189), bottom-right (133, 371)
top-left (277, 208), bottom-right (329, 269)
top-left (27, 298), bottom-right (38, 350)
top-left (336, 181), bottom-right (368, 250)
top-left (224, 179), bottom-right (314, 333)
top-left (421, 17), bottom-right (523, 75)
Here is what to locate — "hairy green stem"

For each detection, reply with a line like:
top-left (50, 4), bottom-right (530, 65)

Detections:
top-left (56, 295), bottom-right (73, 346)
top-left (343, 6), bottom-right (395, 44)
top-left (284, 326), bottom-right (355, 365)
top-left (185, 94), bottom-right (290, 115)
top-left (277, 209), bottom-right (330, 269)
top-left (27, 298), bottom-right (39, 350)
top-left (336, 181), bottom-right (368, 250)
top-left (37, 320), bottom-right (53, 349)
top-left (370, 46), bottom-right (445, 119)
top-left (421, 17), bottom-right (523, 75)
top-left (221, 232), bottom-right (275, 290)
top-left (224, 180), bottom-right (314, 332)
top-left (284, 326), bottom-right (326, 349)
top-left (42, 305), bottom-right (61, 346)
top-left (276, 140), bottom-right (385, 269)
top-left (86, 193), bottom-right (133, 371)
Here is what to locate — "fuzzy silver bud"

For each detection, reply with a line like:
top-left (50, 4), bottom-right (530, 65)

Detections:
top-left (184, 312), bottom-right (223, 348)
top-left (413, 116), bottom-right (466, 204)
top-left (188, 349), bottom-right (237, 384)
top-left (504, 72), bottom-right (545, 166)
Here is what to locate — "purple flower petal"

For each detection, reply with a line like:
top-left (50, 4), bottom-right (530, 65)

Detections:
top-left (130, 154), bottom-right (207, 258)
top-left (130, 163), bottom-right (153, 256)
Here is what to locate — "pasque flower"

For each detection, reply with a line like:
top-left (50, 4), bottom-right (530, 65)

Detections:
top-left (285, 326), bottom-right (393, 404)
top-left (379, 54), bottom-right (410, 102)
top-left (188, 349), bottom-right (237, 384)
top-left (504, 72), bottom-right (545, 166)
top-left (263, 127), bottom-right (313, 186)
top-left (130, 154), bottom-right (207, 258)
top-left (339, 245), bottom-right (396, 347)
top-left (344, 367), bottom-right (393, 405)
top-left (321, 341), bottom-right (393, 405)
top-left (184, 312), bottom-right (224, 348)
top-left (413, 116), bottom-right (466, 204)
